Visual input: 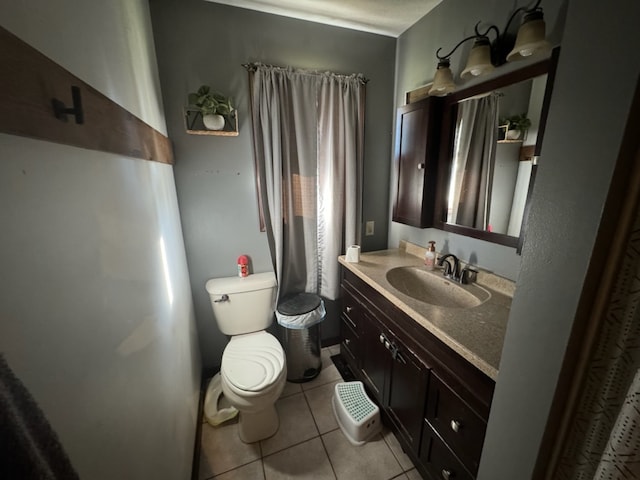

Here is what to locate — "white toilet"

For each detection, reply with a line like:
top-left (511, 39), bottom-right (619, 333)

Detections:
top-left (205, 272), bottom-right (286, 443)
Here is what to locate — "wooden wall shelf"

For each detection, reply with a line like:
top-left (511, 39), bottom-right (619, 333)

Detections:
top-left (184, 108), bottom-right (238, 136)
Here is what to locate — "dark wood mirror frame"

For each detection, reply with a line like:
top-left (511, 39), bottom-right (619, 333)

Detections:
top-left (433, 47), bottom-right (560, 251)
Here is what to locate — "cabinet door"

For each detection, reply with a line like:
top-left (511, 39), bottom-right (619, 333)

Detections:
top-left (386, 337), bottom-right (429, 454)
top-left (392, 97), bottom-right (441, 228)
top-left (360, 311), bottom-right (390, 404)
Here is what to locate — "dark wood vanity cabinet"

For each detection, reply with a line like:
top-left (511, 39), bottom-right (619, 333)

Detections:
top-left (339, 268), bottom-right (494, 479)
top-left (392, 96), bottom-right (442, 228)
top-left (359, 310), bottom-right (429, 452)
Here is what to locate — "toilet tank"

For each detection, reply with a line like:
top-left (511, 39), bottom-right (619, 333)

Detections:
top-left (206, 272), bottom-right (277, 336)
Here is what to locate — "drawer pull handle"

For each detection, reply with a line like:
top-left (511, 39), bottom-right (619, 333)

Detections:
top-left (379, 334), bottom-right (385, 344)
top-left (346, 306), bottom-right (353, 313)
top-left (344, 338), bottom-right (351, 346)
top-left (418, 163), bottom-right (425, 170)
top-left (450, 420), bottom-right (462, 433)
top-left (441, 469), bottom-right (451, 480)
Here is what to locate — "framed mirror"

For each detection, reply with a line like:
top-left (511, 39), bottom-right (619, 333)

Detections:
top-left (434, 47), bottom-right (560, 250)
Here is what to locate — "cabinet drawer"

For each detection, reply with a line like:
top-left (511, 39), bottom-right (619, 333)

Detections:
top-left (426, 373), bottom-right (487, 474)
top-left (340, 318), bottom-right (360, 367)
top-left (420, 421), bottom-right (474, 480)
top-left (341, 288), bottom-right (362, 331)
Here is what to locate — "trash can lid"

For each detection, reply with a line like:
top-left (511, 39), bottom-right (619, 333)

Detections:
top-left (277, 292), bottom-right (322, 316)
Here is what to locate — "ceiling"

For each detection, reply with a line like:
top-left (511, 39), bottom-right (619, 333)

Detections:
top-left (204, 0), bottom-right (443, 37)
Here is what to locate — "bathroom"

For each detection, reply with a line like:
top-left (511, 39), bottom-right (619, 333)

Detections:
top-left (0, 0), bottom-right (638, 479)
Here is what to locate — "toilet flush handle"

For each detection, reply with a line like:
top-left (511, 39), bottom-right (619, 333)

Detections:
top-left (214, 294), bottom-right (229, 303)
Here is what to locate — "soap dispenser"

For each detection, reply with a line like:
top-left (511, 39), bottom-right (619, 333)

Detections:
top-left (424, 241), bottom-right (436, 270)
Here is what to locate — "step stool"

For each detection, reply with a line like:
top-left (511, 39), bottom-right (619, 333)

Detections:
top-left (332, 381), bottom-right (381, 446)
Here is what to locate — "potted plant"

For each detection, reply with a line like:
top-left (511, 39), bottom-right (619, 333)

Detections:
top-left (188, 85), bottom-right (234, 131)
top-left (500, 113), bottom-right (531, 140)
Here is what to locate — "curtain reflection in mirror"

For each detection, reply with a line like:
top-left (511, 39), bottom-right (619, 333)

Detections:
top-left (447, 93), bottom-right (499, 230)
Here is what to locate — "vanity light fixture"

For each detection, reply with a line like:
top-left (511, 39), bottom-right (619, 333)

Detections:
top-left (506, 7), bottom-right (551, 61)
top-left (429, 57), bottom-right (457, 96)
top-left (429, 0), bottom-right (551, 96)
top-left (429, 34), bottom-right (484, 96)
top-left (461, 36), bottom-right (495, 79)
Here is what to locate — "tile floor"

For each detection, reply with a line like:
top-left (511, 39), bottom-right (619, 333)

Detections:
top-left (198, 345), bottom-right (422, 480)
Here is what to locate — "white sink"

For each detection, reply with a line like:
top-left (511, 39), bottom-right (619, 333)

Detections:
top-left (385, 266), bottom-right (490, 309)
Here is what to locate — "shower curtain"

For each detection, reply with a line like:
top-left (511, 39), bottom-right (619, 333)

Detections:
top-left (449, 94), bottom-right (498, 230)
top-left (554, 214), bottom-right (640, 479)
top-left (249, 64), bottom-right (365, 300)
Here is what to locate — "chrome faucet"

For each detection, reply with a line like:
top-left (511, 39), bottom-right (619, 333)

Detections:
top-left (437, 254), bottom-right (478, 284)
top-left (437, 254), bottom-right (459, 280)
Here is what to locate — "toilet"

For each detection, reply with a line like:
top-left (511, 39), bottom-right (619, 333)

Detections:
top-left (205, 272), bottom-right (286, 443)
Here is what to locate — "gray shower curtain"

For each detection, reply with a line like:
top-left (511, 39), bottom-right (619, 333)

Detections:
top-left (449, 94), bottom-right (498, 230)
top-left (249, 64), bottom-right (365, 300)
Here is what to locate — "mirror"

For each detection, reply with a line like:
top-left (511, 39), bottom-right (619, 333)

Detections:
top-left (435, 48), bottom-right (559, 250)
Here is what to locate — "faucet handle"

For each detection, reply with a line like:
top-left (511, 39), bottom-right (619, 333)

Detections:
top-left (459, 267), bottom-right (478, 284)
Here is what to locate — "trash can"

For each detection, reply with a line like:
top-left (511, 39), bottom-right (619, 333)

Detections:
top-left (276, 293), bottom-right (325, 382)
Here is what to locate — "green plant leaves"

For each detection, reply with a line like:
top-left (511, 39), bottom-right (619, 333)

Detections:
top-left (500, 113), bottom-right (531, 131)
top-left (187, 85), bottom-right (234, 116)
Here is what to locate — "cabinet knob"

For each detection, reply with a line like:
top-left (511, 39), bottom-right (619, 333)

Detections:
top-left (417, 163), bottom-right (425, 170)
top-left (379, 334), bottom-right (385, 344)
top-left (344, 338), bottom-right (351, 346)
top-left (441, 469), bottom-right (451, 480)
top-left (450, 419), bottom-right (462, 433)
top-left (346, 306), bottom-right (353, 313)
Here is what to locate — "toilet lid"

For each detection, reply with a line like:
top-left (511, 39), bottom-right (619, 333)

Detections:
top-left (222, 332), bottom-right (284, 392)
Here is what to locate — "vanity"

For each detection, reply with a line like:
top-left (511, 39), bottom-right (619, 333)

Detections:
top-left (338, 242), bottom-right (513, 479)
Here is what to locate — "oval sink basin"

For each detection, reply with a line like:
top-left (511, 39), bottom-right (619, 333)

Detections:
top-left (385, 266), bottom-right (490, 309)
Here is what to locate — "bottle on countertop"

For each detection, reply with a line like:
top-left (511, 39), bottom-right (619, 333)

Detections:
top-left (424, 241), bottom-right (436, 270)
top-left (237, 255), bottom-right (249, 278)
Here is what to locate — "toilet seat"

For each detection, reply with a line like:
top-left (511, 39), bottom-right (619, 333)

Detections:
top-left (221, 332), bottom-right (284, 392)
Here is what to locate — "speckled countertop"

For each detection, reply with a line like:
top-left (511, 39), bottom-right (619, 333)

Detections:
top-left (338, 242), bottom-right (514, 380)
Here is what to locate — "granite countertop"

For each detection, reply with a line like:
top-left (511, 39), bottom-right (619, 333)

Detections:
top-left (338, 244), bottom-right (513, 380)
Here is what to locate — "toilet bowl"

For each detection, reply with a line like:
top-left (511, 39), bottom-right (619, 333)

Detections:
top-left (220, 331), bottom-right (286, 442)
top-left (206, 272), bottom-right (285, 443)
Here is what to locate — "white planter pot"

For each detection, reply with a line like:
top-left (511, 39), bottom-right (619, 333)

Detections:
top-left (505, 129), bottom-right (522, 140)
top-left (203, 114), bottom-right (225, 131)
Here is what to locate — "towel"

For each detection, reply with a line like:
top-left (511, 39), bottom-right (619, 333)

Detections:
top-left (0, 354), bottom-right (79, 479)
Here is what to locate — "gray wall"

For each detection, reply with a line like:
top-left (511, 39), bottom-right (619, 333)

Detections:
top-left (480, 0), bottom-right (640, 477)
top-left (394, 0), bottom-right (640, 478)
top-left (0, 1), bottom-right (201, 479)
top-left (391, 0), bottom-right (567, 281)
top-left (149, 0), bottom-right (396, 368)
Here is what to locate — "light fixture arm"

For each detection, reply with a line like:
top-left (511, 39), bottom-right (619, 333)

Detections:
top-left (474, 23), bottom-right (499, 41)
top-left (510, 1), bottom-right (541, 29)
top-left (435, 33), bottom-right (483, 61)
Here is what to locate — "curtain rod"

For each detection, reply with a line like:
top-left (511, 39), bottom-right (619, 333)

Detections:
top-left (242, 63), bottom-right (369, 84)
